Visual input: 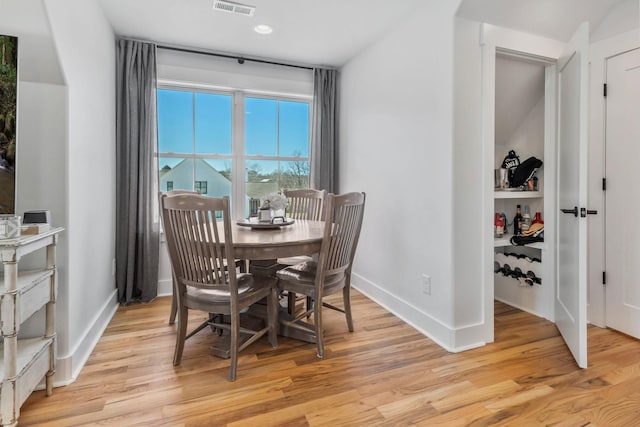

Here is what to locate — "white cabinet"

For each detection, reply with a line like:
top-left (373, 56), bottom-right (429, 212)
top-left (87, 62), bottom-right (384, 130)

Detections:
top-left (0, 228), bottom-right (62, 427)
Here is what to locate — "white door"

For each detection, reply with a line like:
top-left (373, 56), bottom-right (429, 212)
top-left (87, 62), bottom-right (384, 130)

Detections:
top-left (556, 23), bottom-right (589, 368)
top-left (604, 48), bottom-right (640, 339)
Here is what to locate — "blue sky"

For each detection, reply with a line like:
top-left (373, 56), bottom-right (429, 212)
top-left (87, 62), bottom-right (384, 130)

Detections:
top-left (157, 89), bottom-right (309, 160)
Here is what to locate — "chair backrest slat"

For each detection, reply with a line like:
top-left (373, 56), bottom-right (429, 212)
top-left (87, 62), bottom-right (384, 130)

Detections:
top-left (284, 189), bottom-right (327, 220)
top-left (160, 194), bottom-right (237, 295)
top-left (319, 192), bottom-right (366, 276)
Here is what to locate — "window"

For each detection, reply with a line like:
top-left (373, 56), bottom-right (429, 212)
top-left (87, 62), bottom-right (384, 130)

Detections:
top-left (194, 181), bottom-right (208, 194)
top-left (245, 97), bottom-right (310, 209)
top-left (157, 87), bottom-right (311, 218)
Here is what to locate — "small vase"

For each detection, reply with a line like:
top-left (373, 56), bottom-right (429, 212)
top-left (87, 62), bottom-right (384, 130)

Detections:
top-left (258, 207), bottom-right (271, 222)
top-left (271, 208), bottom-right (285, 220)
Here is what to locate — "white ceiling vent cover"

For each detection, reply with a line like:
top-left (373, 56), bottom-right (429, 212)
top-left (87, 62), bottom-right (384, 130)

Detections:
top-left (212, 0), bottom-right (256, 17)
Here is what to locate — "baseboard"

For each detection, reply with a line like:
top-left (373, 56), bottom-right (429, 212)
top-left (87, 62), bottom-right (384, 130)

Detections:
top-left (50, 289), bottom-right (119, 387)
top-left (351, 273), bottom-right (485, 353)
top-left (158, 278), bottom-right (172, 297)
top-left (494, 296), bottom-right (546, 320)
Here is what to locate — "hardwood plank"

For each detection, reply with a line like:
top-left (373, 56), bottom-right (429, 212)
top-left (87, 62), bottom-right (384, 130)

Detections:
top-left (16, 296), bottom-right (640, 426)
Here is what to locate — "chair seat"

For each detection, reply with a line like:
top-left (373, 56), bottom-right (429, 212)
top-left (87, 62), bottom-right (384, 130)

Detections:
top-left (185, 273), bottom-right (273, 304)
top-left (276, 261), bottom-right (344, 289)
top-left (277, 255), bottom-right (313, 266)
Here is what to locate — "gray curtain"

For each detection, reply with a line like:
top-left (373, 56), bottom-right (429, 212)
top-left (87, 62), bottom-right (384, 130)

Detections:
top-left (115, 39), bottom-right (159, 303)
top-left (311, 68), bottom-right (338, 193)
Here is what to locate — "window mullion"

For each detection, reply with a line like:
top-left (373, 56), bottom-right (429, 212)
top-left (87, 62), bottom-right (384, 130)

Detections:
top-left (192, 92), bottom-right (197, 191)
top-left (232, 92), bottom-right (246, 219)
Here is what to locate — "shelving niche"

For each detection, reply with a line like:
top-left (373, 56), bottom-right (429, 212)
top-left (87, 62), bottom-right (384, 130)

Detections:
top-left (493, 51), bottom-right (551, 320)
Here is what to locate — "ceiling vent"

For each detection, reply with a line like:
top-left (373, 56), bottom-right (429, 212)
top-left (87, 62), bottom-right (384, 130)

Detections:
top-left (212, 0), bottom-right (256, 17)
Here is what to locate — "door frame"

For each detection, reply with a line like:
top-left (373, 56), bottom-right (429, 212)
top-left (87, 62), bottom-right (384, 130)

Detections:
top-left (480, 24), bottom-right (564, 343)
top-left (587, 30), bottom-right (640, 328)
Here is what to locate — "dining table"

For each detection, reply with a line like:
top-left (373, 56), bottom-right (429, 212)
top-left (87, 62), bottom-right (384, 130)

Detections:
top-left (209, 218), bottom-right (325, 356)
top-left (228, 218), bottom-right (324, 261)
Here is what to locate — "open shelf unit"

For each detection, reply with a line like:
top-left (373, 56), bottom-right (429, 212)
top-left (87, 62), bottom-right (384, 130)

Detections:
top-left (0, 228), bottom-right (62, 426)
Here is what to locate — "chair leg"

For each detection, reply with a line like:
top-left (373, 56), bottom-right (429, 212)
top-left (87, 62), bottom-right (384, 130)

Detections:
top-left (168, 283), bottom-right (177, 325)
top-left (229, 312), bottom-right (239, 381)
top-left (343, 286), bottom-right (354, 332)
top-left (287, 291), bottom-right (296, 315)
top-left (173, 306), bottom-right (188, 365)
top-left (314, 297), bottom-right (324, 358)
top-left (268, 287), bottom-right (278, 348)
top-left (306, 296), bottom-right (313, 317)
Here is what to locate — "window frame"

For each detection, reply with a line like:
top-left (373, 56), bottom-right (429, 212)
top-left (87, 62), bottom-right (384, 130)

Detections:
top-left (156, 82), bottom-right (312, 219)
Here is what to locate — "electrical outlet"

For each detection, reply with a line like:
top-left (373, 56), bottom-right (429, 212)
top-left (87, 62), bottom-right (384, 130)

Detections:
top-left (422, 274), bottom-right (431, 295)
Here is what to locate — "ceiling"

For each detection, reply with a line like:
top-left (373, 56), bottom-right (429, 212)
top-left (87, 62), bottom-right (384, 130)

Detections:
top-left (457, 0), bottom-right (630, 41)
top-left (97, 0), bottom-right (423, 68)
top-left (495, 55), bottom-right (545, 146)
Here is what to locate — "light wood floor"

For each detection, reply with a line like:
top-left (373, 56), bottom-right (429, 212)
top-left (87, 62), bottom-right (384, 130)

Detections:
top-left (19, 291), bottom-right (640, 426)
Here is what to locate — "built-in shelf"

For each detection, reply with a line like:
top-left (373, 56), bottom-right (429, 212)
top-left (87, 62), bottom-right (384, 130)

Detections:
top-left (494, 233), bottom-right (545, 250)
top-left (494, 190), bottom-right (542, 199)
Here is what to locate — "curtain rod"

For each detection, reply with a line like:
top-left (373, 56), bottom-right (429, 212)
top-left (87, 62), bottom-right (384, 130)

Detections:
top-left (157, 44), bottom-right (316, 71)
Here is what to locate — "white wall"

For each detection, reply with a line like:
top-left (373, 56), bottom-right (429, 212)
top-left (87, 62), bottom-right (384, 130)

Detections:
top-left (158, 49), bottom-right (313, 96)
top-left (454, 21), bottom-right (565, 348)
top-left (43, 0), bottom-right (118, 383)
top-left (0, 0), bottom-right (63, 85)
top-left (452, 17), bottom-right (485, 349)
top-left (339, 1), bottom-right (461, 350)
top-left (15, 82), bottom-right (68, 348)
top-left (591, 0), bottom-right (639, 42)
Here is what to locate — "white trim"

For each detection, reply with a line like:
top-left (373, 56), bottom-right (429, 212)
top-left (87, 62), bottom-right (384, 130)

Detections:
top-left (37, 289), bottom-right (119, 388)
top-left (352, 273), bottom-right (485, 353)
top-left (481, 23), bottom-right (563, 345)
top-left (158, 278), bottom-right (173, 297)
top-left (158, 78), bottom-right (312, 101)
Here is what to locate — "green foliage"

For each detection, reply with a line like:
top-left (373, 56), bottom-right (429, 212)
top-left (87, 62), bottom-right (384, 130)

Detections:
top-left (0, 35), bottom-right (17, 166)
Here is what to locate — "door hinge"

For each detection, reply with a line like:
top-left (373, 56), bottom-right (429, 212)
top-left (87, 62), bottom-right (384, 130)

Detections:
top-left (603, 271), bottom-right (606, 285)
top-left (603, 83), bottom-right (607, 97)
top-left (602, 178), bottom-right (606, 191)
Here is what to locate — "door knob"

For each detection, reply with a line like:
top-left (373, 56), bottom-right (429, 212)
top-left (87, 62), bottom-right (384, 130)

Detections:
top-left (561, 206), bottom-right (578, 217)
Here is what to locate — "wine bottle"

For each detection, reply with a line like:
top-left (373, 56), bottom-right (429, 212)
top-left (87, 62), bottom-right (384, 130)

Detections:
top-left (494, 213), bottom-right (504, 237)
top-left (521, 205), bottom-right (531, 233)
top-left (513, 204), bottom-right (523, 235)
top-left (532, 212), bottom-right (543, 225)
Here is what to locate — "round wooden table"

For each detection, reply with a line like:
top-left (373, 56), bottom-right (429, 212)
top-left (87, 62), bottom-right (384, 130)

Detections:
top-left (226, 219), bottom-right (325, 260)
top-left (219, 219), bottom-right (325, 346)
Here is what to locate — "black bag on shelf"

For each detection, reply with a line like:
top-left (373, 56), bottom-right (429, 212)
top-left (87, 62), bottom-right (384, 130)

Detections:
top-left (501, 150), bottom-right (520, 186)
top-left (510, 156), bottom-right (543, 188)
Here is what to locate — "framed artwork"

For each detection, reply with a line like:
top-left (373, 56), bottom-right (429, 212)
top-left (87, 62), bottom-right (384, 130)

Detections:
top-left (0, 35), bottom-right (17, 214)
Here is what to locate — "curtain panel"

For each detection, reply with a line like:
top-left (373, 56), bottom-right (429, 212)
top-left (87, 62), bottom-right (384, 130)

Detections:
top-left (115, 39), bottom-right (160, 303)
top-left (311, 68), bottom-right (338, 193)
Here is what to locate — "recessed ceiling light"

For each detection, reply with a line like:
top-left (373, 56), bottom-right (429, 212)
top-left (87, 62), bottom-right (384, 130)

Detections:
top-left (254, 24), bottom-right (273, 35)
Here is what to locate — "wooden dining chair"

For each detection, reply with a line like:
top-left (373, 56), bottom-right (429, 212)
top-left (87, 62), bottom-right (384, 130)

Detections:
top-left (284, 188), bottom-right (326, 221)
top-left (160, 193), bottom-right (278, 381)
top-left (278, 188), bottom-right (327, 314)
top-left (162, 190), bottom-right (199, 325)
top-left (276, 192), bottom-right (366, 358)
top-left (162, 190), bottom-right (245, 326)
